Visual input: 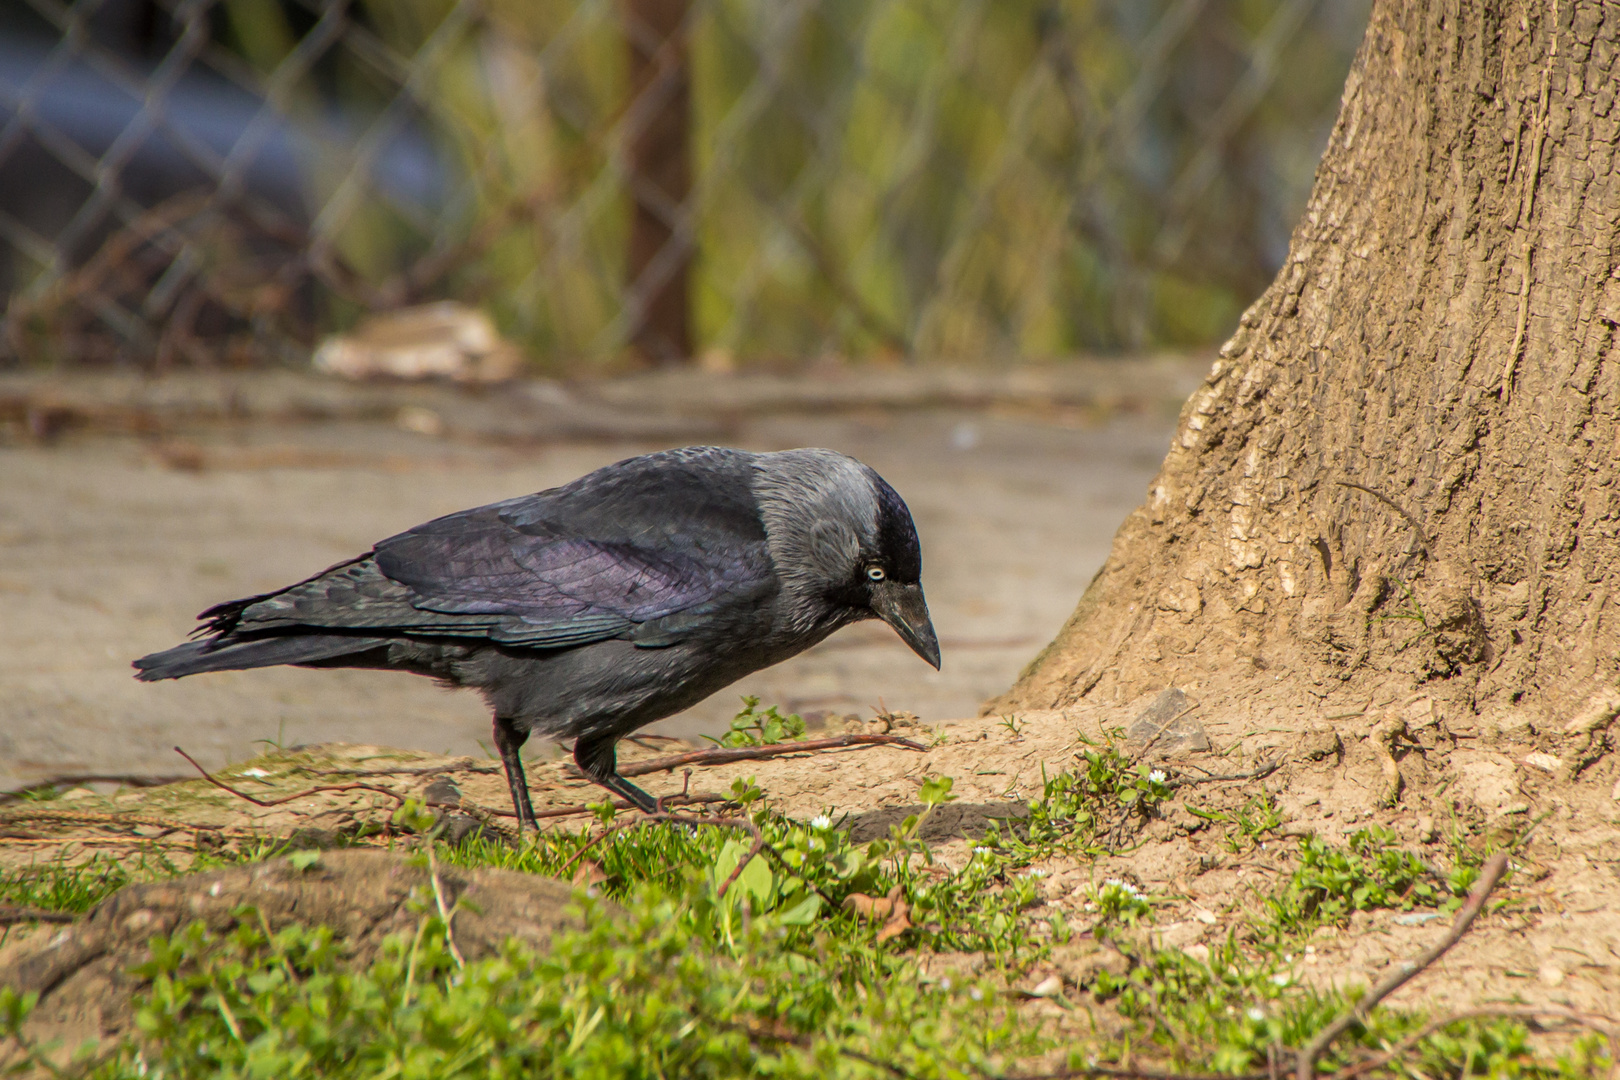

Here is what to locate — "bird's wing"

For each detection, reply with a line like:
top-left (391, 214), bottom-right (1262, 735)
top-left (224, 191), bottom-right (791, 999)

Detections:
top-left (222, 450), bottom-right (775, 648)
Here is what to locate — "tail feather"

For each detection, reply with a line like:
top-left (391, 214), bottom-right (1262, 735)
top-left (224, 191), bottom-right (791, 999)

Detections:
top-left (133, 633), bottom-right (386, 681)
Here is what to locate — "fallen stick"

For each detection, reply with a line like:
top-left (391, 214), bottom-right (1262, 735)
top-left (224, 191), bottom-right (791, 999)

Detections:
top-left (177, 747), bottom-right (411, 809)
top-left (1329, 1005), bottom-right (1620, 1080)
top-left (0, 906), bottom-right (77, 926)
top-left (619, 733), bottom-right (927, 777)
top-left (1294, 851), bottom-right (1511, 1080)
top-left (1164, 761), bottom-right (1280, 790)
top-left (183, 746), bottom-right (729, 832)
top-left (309, 762), bottom-right (501, 778)
top-left (995, 1063), bottom-right (1267, 1080)
top-left (472, 792), bottom-right (728, 821)
top-left (556, 813), bottom-right (765, 899)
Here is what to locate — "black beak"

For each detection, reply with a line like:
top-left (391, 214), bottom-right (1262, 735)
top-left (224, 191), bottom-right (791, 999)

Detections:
top-left (870, 580), bottom-right (941, 670)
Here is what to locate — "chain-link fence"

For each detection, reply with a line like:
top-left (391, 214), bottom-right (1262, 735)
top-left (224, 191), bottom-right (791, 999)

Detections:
top-left (0, 0), bottom-right (1367, 372)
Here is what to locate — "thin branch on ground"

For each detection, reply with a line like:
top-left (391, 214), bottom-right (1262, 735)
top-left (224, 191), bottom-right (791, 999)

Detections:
top-left (717, 834), bottom-right (768, 899)
top-left (713, 1015), bottom-right (917, 1080)
top-left (477, 792), bottom-right (729, 822)
top-left (176, 747), bottom-right (411, 809)
top-left (998, 1062), bottom-right (1268, 1080)
top-left (1294, 851), bottom-right (1511, 1080)
top-left (618, 734), bottom-right (928, 778)
top-left (0, 906), bottom-right (78, 926)
top-left (1132, 703), bottom-right (1201, 757)
top-left (1164, 761), bottom-right (1280, 790)
top-left (185, 745), bottom-right (731, 833)
top-left (556, 812), bottom-right (779, 901)
top-left (1331, 1005), bottom-right (1620, 1080)
top-left (308, 762), bottom-right (500, 778)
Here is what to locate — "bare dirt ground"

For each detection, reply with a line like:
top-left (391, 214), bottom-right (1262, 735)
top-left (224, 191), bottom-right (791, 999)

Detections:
top-left (0, 358), bottom-right (1195, 792)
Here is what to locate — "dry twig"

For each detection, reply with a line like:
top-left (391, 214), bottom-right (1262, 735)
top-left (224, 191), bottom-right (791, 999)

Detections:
top-left (999, 1063), bottom-right (1267, 1080)
top-left (618, 734), bottom-right (928, 778)
top-left (556, 813), bottom-right (771, 900)
top-left (1332, 1005), bottom-right (1620, 1080)
top-left (0, 906), bottom-right (77, 926)
top-left (482, 792), bottom-right (728, 822)
top-left (1294, 851), bottom-right (1511, 1080)
top-left (1163, 761), bottom-right (1280, 790)
top-left (309, 763), bottom-right (500, 779)
top-left (176, 747), bottom-right (410, 810)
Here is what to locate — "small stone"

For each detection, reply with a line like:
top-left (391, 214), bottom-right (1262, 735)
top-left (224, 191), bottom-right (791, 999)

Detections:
top-left (422, 777), bottom-right (462, 805)
top-left (1522, 752), bottom-right (1560, 773)
top-left (1125, 688), bottom-right (1209, 756)
top-left (282, 827), bottom-right (338, 850)
top-left (440, 813), bottom-right (501, 846)
top-left (1027, 975), bottom-right (1063, 998)
top-left (1294, 726), bottom-right (1343, 763)
top-left (1415, 815), bottom-right (1436, 842)
top-left (1538, 962), bottom-right (1565, 987)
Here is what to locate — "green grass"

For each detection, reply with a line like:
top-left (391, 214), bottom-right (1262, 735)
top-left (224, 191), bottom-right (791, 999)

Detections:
top-left (0, 726), bottom-right (1610, 1079)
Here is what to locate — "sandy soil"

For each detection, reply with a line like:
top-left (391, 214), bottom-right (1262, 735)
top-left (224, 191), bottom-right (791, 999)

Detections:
top-left (4, 702), bottom-right (1615, 1056)
top-left (0, 361), bottom-right (1195, 792)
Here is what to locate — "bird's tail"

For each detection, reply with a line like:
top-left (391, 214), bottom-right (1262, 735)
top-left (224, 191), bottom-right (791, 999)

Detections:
top-left (133, 634), bottom-right (385, 681)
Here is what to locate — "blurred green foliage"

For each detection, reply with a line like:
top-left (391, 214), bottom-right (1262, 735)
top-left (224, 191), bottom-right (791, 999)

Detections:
top-left (10, 0), bottom-right (1367, 370)
top-left (395, 0), bottom-right (1364, 367)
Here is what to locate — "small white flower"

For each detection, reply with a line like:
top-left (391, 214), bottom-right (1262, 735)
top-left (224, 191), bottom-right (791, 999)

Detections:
top-left (1270, 973), bottom-right (1291, 987)
top-left (1247, 1007), bottom-right (1266, 1022)
top-left (940, 977), bottom-right (953, 991)
top-left (1023, 869), bottom-right (1047, 879)
top-left (241, 767), bottom-right (270, 778)
top-left (969, 987), bottom-right (983, 1002)
top-left (810, 814), bottom-right (832, 831)
top-left (1149, 770), bottom-right (1166, 784)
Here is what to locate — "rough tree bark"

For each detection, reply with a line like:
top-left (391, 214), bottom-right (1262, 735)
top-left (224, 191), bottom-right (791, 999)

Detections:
top-left (993, 0), bottom-right (1620, 732)
top-left (622, 0), bottom-right (693, 365)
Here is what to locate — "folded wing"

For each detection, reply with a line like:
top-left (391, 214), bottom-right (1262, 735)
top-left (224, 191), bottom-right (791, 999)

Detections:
top-left (205, 451), bottom-right (775, 650)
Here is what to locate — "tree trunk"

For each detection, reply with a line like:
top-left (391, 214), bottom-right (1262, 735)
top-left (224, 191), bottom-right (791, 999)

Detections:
top-left (622, 0), bottom-right (693, 365)
top-left (993, 0), bottom-right (1620, 733)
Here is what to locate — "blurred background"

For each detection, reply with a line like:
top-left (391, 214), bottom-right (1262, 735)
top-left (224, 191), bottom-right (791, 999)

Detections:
top-left (0, 0), bottom-right (1367, 372)
top-left (0, 0), bottom-right (1370, 791)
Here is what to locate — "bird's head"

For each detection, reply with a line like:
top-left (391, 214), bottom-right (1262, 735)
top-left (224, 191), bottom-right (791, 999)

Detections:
top-left (754, 449), bottom-right (941, 669)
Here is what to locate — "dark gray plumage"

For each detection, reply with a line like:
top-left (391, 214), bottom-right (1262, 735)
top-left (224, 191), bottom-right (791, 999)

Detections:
top-left (134, 446), bottom-right (940, 830)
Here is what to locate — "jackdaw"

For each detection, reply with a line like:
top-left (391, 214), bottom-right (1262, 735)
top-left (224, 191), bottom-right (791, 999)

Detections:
top-left (134, 446), bottom-right (940, 830)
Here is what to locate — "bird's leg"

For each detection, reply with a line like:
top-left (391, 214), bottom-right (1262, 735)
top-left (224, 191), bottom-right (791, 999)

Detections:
top-left (492, 715), bottom-right (539, 832)
top-left (573, 733), bottom-right (660, 814)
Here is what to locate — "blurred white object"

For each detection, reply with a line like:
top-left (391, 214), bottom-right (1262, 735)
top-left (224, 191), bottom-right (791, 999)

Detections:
top-left (313, 302), bottom-right (523, 383)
